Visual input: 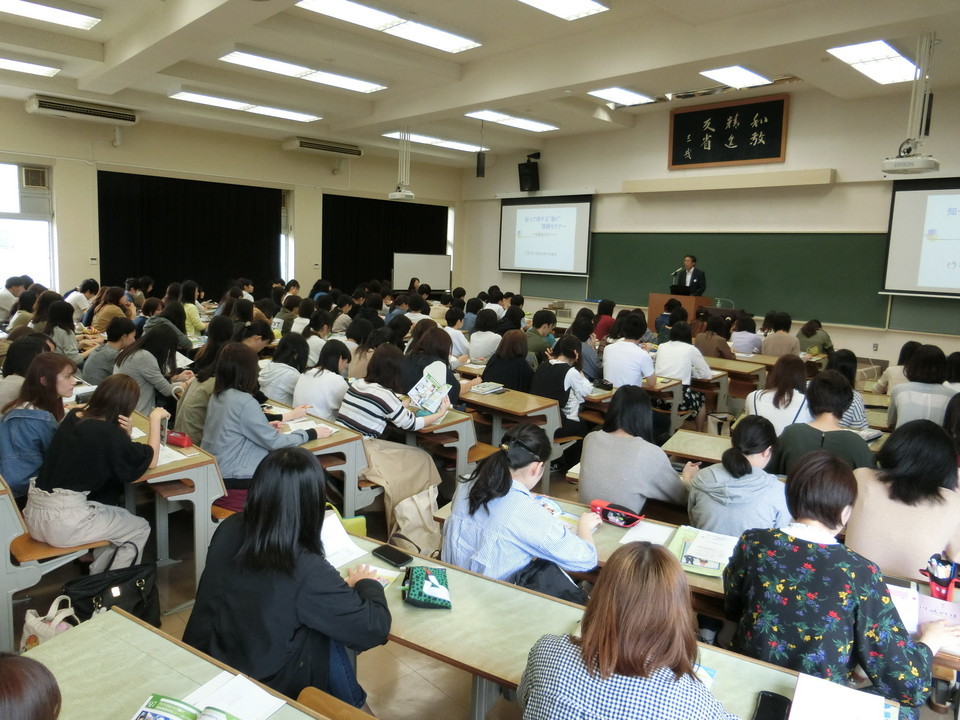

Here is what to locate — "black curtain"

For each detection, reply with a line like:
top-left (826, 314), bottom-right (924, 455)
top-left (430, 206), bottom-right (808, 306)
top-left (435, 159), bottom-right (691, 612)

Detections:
top-left (321, 193), bottom-right (447, 293)
top-left (97, 171), bottom-right (282, 300)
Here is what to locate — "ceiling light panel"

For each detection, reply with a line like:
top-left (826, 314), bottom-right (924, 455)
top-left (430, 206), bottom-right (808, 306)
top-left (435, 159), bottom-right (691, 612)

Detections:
top-left (0, 0), bottom-right (101, 30)
top-left (383, 131), bottom-right (487, 153)
top-left (515, 0), bottom-right (607, 21)
top-left (588, 87), bottom-right (653, 105)
top-left (296, 0), bottom-right (480, 54)
top-left (699, 65), bottom-right (772, 89)
top-left (171, 91), bottom-right (321, 122)
top-left (0, 55), bottom-right (59, 76)
top-left (827, 40), bottom-right (917, 84)
top-left (220, 50), bottom-right (386, 93)
top-left (467, 110), bottom-right (557, 132)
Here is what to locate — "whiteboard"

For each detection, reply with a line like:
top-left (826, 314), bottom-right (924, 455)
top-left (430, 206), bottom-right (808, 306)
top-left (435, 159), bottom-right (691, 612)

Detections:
top-left (393, 253), bottom-right (451, 291)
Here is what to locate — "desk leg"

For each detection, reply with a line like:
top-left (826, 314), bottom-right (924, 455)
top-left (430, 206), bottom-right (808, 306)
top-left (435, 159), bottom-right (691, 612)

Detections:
top-left (471, 676), bottom-right (502, 720)
top-left (490, 415), bottom-right (503, 445)
top-left (341, 440), bottom-right (368, 518)
top-left (669, 385), bottom-right (683, 433)
top-left (716, 375), bottom-right (729, 414)
top-left (153, 496), bottom-right (181, 567)
top-left (193, 464), bottom-right (223, 588)
top-left (756, 368), bottom-right (767, 389)
top-left (456, 420), bottom-right (477, 478)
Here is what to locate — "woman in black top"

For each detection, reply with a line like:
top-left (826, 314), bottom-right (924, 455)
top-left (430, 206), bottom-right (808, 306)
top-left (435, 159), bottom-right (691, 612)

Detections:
top-left (183, 447), bottom-right (390, 709)
top-left (482, 329), bottom-right (534, 392)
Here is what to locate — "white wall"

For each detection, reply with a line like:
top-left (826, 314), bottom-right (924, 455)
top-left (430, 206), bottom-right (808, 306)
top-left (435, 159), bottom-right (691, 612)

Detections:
top-left (0, 97), bottom-right (461, 292)
top-left (456, 86), bottom-right (960, 361)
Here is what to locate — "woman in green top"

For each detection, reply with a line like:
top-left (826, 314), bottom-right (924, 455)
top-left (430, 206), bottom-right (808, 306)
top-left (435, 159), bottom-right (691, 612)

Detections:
top-left (795, 319), bottom-right (833, 356)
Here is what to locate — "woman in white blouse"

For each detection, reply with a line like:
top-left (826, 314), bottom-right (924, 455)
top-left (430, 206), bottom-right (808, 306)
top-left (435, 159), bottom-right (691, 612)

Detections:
top-left (653, 321), bottom-right (711, 432)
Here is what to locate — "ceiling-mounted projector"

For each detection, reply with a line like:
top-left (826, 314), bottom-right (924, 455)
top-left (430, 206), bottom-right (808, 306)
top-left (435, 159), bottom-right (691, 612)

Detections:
top-left (882, 34), bottom-right (939, 175)
top-left (388, 187), bottom-right (415, 200)
top-left (881, 154), bottom-right (940, 174)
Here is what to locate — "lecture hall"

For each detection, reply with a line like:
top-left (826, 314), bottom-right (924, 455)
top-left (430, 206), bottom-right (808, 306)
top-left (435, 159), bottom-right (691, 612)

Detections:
top-left (2, 1), bottom-right (960, 719)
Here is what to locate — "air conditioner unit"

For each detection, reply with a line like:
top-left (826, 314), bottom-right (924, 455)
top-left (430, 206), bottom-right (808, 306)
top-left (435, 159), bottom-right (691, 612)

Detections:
top-left (281, 137), bottom-right (363, 158)
top-left (21, 167), bottom-right (48, 189)
top-left (25, 95), bottom-right (138, 126)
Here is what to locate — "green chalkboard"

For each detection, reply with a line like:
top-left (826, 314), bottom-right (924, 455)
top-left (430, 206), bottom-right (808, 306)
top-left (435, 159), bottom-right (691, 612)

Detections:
top-left (888, 295), bottom-right (960, 335)
top-left (524, 232), bottom-right (889, 328)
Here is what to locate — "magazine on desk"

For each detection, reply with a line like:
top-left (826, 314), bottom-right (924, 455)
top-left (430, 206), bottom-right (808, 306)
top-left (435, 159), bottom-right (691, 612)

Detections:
top-left (130, 671), bottom-right (286, 720)
top-left (408, 360), bottom-right (451, 413)
top-left (666, 525), bottom-right (739, 577)
top-left (129, 694), bottom-right (240, 720)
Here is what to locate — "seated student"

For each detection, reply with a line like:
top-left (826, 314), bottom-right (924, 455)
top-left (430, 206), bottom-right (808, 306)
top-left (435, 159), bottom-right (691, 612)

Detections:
top-left (183, 448), bottom-right (390, 709)
top-left (7, 289), bottom-right (37, 331)
top-left (693, 315), bottom-right (734, 359)
top-left (24, 375), bottom-right (163, 573)
top-left (592, 299), bottom-right (616, 341)
top-left (303, 309), bottom-right (331, 367)
top-left (259, 333), bottom-right (310, 406)
top-left (771, 370), bottom-right (875, 474)
top-left (403, 327), bottom-right (479, 404)
top-left (43, 300), bottom-right (101, 365)
top-left (0, 275), bottom-right (27, 323)
top-left (233, 319), bottom-right (273, 353)
top-left (202, 344), bottom-right (320, 511)
top-left (524, 309), bottom-right (556, 366)
top-left (945, 351), bottom-right (960, 393)
top-left (461, 297), bottom-right (482, 334)
top-left (0, 353), bottom-right (76, 498)
top-left (402, 293), bottom-right (430, 326)
top-left (123, 276), bottom-right (144, 310)
top-left (656, 305), bottom-right (687, 345)
top-left (443, 307), bottom-right (469, 360)
top-left (760, 312), bottom-right (800, 358)
top-left (133, 297), bottom-right (161, 338)
top-left (0, 334), bottom-right (50, 410)
top-left (28, 290), bottom-right (62, 331)
top-left (687, 415), bottom-right (789, 536)
top-left (216, 287), bottom-right (243, 318)
top-left (495, 304), bottom-right (526, 337)
top-left (429, 292), bottom-right (452, 320)
top-left (565, 317), bottom-right (601, 381)
top-left (654, 298), bottom-right (680, 334)
top-left (174, 342), bottom-right (230, 447)
top-left (796, 318), bottom-right (833, 356)
top-left (81, 317), bottom-right (136, 386)
top-left (468, 309), bottom-right (501, 361)
top-left (348, 327), bottom-right (393, 379)
top-left (383, 293), bottom-right (409, 325)
top-left (730, 315), bottom-right (762, 354)
top-left (875, 341), bottom-right (921, 394)
top-left (845, 420), bottom-right (960, 582)
top-left (309, 277), bottom-right (331, 302)
top-left (744, 354), bottom-right (813, 435)
top-left (529, 335), bottom-right (593, 470)
top-left (602, 314), bottom-right (655, 387)
top-left (91, 286), bottom-right (134, 333)
top-left (113, 323), bottom-right (195, 416)
top-left (180, 280), bottom-right (207, 336)
top-left (80, 286), bottom-right (108, 328)
top-left (724, 451), bottom-right (960, 719)
top-left (828, 349), bottom-right (867, 430)
top-left (0, 651), bottom-right (63, 720)
top-left (330, 295), bottom-right (354, 334)
top-left (443, 423), bottom-right (600, 582)
top-left (356, 292), bottom-right (384, 329)
top-left (342, 318), bottom-right (373, 360)
top-left (520, 542), bottom-right (739, 720)
top-left (889, 344), bottom-right (957, 428)
top-left (654, 321), bottom-right (711, 433)
top-left (189, 316), bottom-right (234, 378)
top-left (293, 340), bottom-right (351, 420)
top-left (282, 279), bottom-right (301, 304)
top-left (482, 330), bottom-right (534, 393)
top-left (143, 299), bottom-right (193, 353)
top-left (336, 344), bottom-right (450, 548)
top-left (275, 295), bottom-right (302, 336)
top-left (385, 314), bottom-right (412, 351)
top-left (483, 290), bottom-right (506, 320)
top-left (579, 385), bottom-right (690, 512)
top-left (229, 297), bottom-right (255, 337)
top-left (759, 309), bottom-right (777, 337)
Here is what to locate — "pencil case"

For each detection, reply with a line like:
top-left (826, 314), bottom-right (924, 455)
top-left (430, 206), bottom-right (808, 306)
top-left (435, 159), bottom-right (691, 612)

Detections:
top-left (401, 567), bottom-right (451, 609)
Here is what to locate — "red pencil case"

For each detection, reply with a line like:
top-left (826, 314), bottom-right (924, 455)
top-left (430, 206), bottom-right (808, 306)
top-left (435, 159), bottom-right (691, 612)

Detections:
top-left (166, 431), bottom-right (193, 448)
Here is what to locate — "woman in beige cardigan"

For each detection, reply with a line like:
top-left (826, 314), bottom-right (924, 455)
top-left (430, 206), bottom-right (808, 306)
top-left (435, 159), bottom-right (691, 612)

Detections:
top-left (91, 286), bottom-right (135, 333)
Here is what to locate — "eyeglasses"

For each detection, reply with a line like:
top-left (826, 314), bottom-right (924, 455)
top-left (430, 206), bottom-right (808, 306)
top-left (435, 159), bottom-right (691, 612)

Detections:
top-left (590, 500), bottom-right (645, 528)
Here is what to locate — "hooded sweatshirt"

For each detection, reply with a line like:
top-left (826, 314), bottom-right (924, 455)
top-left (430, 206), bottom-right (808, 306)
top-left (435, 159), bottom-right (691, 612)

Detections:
top-left (258, 362), bottom-right (300, 406)
top-left (688, 464), bottom-right (790, 537)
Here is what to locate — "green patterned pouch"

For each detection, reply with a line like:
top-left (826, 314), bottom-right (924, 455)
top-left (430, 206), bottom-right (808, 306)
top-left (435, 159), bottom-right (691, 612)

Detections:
top-left (401, 567), bottom-right (452, 609)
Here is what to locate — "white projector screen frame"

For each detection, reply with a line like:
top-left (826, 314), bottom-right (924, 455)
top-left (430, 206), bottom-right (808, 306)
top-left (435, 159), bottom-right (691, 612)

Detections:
top-left (393, 253), bottom-right (451, 291)
top-left (499, 194), bottom-right (593, 276)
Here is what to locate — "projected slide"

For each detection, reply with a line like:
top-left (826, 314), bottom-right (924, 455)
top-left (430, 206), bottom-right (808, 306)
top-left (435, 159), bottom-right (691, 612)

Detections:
top-left (514, 207), bottom-right (577, 271)
top-left (917, 195), bottom-right (960, 288)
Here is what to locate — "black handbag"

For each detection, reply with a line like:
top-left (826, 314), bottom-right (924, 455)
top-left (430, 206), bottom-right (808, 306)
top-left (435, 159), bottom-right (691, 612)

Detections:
top-left (62, 542), bottom-right (161, 627)
top-left (512, 558), bottom-right (589, 605)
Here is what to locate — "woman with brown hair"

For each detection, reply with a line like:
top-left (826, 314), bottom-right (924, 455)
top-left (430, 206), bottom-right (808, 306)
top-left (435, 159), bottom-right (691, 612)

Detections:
top-left (481, 329), bottom-right (534, 392)
top-left (0, 651), bottom-right (62, 720)
top-left (743, 354), bottom-right (813, 435)
top-left (91, 286), bottom-right (134, 333)
top-left (23, 374), bottom-right (165, 572)
top-left (519, 542), bottom-right (737, 720)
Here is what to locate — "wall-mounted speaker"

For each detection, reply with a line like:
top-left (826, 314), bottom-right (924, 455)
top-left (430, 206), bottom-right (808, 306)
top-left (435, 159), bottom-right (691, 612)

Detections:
top-left (518, 160), bottom-right (539, 192)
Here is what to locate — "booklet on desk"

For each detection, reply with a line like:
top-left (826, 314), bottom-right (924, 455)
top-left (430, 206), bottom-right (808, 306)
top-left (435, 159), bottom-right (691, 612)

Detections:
top-left (666, 525), bottom-right (739, 577)
top-left (408, 360), bottom-right (451, 413)
top-left (129, 694), bottom-right (240, 720)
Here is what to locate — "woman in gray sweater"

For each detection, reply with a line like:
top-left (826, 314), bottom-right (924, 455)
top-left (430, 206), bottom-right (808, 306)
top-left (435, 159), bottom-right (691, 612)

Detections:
top-left (113, 323), bottom-right (194, 416)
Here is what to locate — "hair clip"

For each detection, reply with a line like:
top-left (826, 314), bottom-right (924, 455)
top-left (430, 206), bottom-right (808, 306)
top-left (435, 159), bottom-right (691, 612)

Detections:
top-left (499, 443), bottom-right (510, 452)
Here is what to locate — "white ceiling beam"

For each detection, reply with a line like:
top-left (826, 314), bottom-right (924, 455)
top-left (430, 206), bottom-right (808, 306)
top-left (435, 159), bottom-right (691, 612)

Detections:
top-left (78, 0), bottom-right (300, 95)
top-left (0, 21), bottom-right (102, 61)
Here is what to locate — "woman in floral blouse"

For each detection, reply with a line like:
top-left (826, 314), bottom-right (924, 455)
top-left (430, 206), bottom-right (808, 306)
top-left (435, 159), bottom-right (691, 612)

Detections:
top-left (723, 450), bottom-right (960, 719)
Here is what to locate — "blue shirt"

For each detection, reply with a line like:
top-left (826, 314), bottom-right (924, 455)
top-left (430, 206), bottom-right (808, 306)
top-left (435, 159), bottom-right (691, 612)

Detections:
top-left (442, 478), bottom-right (597, 581)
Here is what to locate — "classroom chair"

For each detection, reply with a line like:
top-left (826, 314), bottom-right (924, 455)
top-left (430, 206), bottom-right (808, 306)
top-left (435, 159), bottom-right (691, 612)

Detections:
top-left (325, 502), bottom-right (367, 536)
top-left (297, 686), bottom-right (375, 720)
top-left (0, 475), bottom-right (109, 652)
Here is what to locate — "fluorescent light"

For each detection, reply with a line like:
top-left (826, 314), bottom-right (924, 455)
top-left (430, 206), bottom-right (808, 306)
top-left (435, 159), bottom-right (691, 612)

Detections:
top-left (383, 20), bottom-right (480, 53)
top-left (0, 0), bottom-right (101, 30)
top-left (699, 65), bottom-right (772, 89)
top-left (588, 87), bottom-right (653, 105)
top-left (303, 70), bottom-right (385, 93)
top-left (0, 56), bottom-right (59, 77)
top-left (467, 110), bottom-right (557, 132)
top-left (247, 106), bottom-right (321, 123)
top-left (515, 0), bottom-right (607, 21)
top-left (221, 51), bottom-right (312, 78)
top-left (171, 91), bottom-right (321, 122)
top-left (220, 50), bottom-right (386, 93)
top-left (297, 0), bottom-right (480, 54)
top-left (827, 40), bottom-right (917, 84)
top-left (383, 131), bottom-right (486, 153)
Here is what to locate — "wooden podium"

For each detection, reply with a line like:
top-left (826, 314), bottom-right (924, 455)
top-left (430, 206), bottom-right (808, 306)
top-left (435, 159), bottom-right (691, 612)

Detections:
top-left (647, 293), bottom-right (713, 333)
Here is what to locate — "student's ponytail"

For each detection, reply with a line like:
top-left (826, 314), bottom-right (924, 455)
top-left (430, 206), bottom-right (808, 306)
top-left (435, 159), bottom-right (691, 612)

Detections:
top-left (721, 415), bottom-right (778, 479)
top-left (465, 424), bottom-right (551, 515)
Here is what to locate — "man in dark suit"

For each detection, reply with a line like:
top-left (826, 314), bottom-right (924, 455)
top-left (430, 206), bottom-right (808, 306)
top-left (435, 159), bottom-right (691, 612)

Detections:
top-left (680, 254), bottom-right (706, 296)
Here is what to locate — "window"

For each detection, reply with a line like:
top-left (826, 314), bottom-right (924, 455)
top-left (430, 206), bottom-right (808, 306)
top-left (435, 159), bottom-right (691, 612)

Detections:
top-left (0, 163), bottom-right (54, 287)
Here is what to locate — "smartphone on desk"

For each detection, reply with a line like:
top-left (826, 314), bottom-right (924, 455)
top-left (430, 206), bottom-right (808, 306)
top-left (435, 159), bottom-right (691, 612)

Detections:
top-left (752, 691), bottom-right (791, 720)
top-left (372, 544), bottom-right (413, 567)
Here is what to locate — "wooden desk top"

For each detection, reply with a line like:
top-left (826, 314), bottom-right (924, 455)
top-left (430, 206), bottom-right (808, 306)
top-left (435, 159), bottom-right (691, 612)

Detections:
top-left (706, 357), bottom-right (765, 374)
top-left (456, 363), bottom-right (486, 378)
top-left (866, 409), bottom-right (892, 432)
top-left (735, 353), bottom-right (826, 369)
top-left (642, 376), bottom-right (682, 392)
top-left (418, 408), bottom-right (473, 434)
top-left (862, 391), bottom-right (891, 408)
top-left (662, 430), bottom-right (732, 464)
top-left (263, 400), bottom-right (363, 452)
top-left (462, 388), bottom-right (557, 415)
top-left (131, 413), bottom-right (217, 481)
